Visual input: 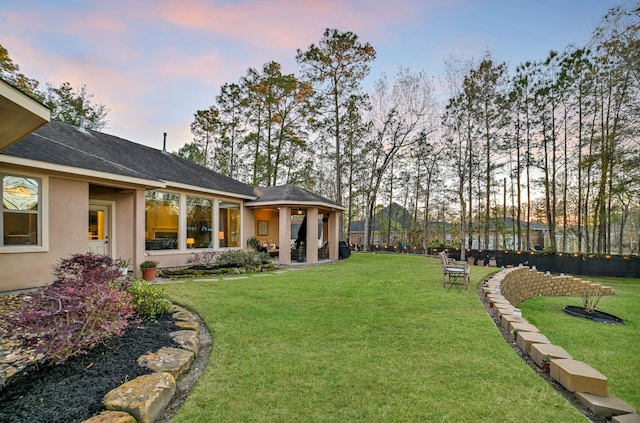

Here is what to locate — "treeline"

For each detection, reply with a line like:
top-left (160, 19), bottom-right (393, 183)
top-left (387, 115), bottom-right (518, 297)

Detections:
top-left (180, 4), bottom-right (639, 255)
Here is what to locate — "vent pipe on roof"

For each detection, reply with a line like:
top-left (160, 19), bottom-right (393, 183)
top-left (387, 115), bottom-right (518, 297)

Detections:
top-left (78, 116), bottom-right (87, 133)
top-left (162, 132), bottom-right (167, 153)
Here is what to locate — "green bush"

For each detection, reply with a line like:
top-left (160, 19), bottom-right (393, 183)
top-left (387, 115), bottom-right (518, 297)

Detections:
top-left (127, 279), bottom-right (174, 319)
top-left (216, 249), bottom-right (271, 267)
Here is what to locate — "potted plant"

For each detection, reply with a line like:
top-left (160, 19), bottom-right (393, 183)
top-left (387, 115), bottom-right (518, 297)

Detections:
top-left (542, 356), bottom-right (552, 373)
top-left (140, 260), bottom-right (159, 281)
top-left (117, 258), bottom-right (131, 275)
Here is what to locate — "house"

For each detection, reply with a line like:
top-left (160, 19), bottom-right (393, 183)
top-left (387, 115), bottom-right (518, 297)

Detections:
top-left (0, 79), bottom-right (344, 292)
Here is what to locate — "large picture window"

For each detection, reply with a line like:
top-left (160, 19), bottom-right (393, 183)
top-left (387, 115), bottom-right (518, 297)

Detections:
top-left (219, 201), bottom-right (240, 248)
top-left (187, 196), bottom-right (213, 248)
top-left (2, 175), bottom-right (40, 246)
top-left (145, 191), bottom-right (179, 250)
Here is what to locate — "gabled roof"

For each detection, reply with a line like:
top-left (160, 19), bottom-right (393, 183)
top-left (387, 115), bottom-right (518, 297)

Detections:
top-left (246, 184), bottom-right (345, 210)
top-left (1, 120), bottom-right (256, 199)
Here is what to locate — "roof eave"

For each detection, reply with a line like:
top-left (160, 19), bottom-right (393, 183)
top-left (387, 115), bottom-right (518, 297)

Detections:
top-left (163, 180), bottom-right (257, 200)
top-left (245, 199), bottom-right (346, 211)
top-left (0, 80), bottom-right (50, 151)
top-left (0, 155), bottom-right (166, 188)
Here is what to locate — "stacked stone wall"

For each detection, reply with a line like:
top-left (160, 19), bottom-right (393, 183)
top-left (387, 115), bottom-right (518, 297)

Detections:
top-left (500, 266), bottom-right (615, 306)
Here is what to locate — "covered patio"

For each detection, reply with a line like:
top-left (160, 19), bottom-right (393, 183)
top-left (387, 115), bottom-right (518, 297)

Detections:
top-left (246, 185), bottom-right (346, 265)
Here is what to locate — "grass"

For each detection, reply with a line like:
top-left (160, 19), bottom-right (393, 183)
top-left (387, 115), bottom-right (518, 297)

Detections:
top-left (518, 275), bottom-right (640, 411)
top-left (163, 254), bottom-right (587, 422)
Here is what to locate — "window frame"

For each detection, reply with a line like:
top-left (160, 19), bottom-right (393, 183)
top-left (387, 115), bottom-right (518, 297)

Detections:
top-left (144, 190), bottom-right (243, 253)
top-left (186, 195), bottom-right (214, 249)
top-left (218, 200), bottom-right (242, 249)
top-left (144, 190), bottom-right (181, 252)
top-left (0, 172), bottom-right (49, 253)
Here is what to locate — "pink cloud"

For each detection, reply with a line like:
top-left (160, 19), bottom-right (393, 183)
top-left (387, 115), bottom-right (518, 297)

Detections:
top-left (155, 0), bottom-right (423, 51)
top-left (0, 0), bottom-right (449, 148)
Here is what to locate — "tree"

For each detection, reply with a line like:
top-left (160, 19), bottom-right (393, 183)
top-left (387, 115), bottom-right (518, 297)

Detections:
top-left (342, 94), bottom-right (371, 245)
top-left (441, 55), bottom-right (476, 253)
top-left (44, 82), bottom-right (109, 130)
top-left (360, 68), bottom-right (438, 250)
top-left (463, 56), bottom-right (508, 248)
top-left (240, 62), bottom-right (314, 186)
top-left (174, 141), bottom-right (206, 165)
top-left (0, 43), bottom-right (42, 99)
top-left (296, 28), bottom-right (376, 208)
top-left (1, 43), bottom-right (109, 130)
top-left (188, 106), bottom-right (221, 168)
top-left (216, 83), bottom-right (246, 180)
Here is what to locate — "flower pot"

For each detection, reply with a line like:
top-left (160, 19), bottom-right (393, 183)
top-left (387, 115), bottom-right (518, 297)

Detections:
top-left (477, 260), bottom-right (485, 266)
top-left (120, 267), bottom-right (129, 276)
top-left (142, 268), bottom-right (157, 281)
top-left (543, 362), bottom-right (551, 373)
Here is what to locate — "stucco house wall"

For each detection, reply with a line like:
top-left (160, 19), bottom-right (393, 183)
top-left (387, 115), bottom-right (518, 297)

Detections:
top-left (0, 176), bottom-right (87, 291)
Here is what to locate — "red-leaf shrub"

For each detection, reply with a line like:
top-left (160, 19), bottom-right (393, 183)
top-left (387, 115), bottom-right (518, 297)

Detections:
top-left (52, 252), bottom-right (122, 284)
top-left (11, 253), bottom-right (135, 365)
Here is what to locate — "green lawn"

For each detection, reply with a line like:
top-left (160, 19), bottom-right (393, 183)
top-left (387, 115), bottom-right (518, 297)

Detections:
top-left (163, 254), bottom-right (588, 422)
top-left (518, 275), bottom-right (640, 411)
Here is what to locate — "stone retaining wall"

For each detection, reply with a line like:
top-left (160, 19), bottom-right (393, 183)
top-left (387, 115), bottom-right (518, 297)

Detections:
top-left (500, 266), bottom-right (615, 306)
top-left (482, 269), bottom-right (637, 420)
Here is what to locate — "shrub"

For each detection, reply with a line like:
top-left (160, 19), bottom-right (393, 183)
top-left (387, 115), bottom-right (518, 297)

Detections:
top-left (186, 249), bottom-right (221, 267)
top-left (13, 273), bottom-right (134, 365)
top-left (215, 249), bottom-right (271, 268)
top-left (127, 279), bottom-right (174, 319)
top-left (582, 288), bottom-right (602, 314)
top-left (52, 252), bottom-right (121, 284)
top-left (8, 252), bottom-right (135, 365)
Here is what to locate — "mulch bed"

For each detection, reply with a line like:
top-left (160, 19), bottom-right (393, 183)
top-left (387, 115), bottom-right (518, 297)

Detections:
top-left (0, 314), bottom-right (179, 423)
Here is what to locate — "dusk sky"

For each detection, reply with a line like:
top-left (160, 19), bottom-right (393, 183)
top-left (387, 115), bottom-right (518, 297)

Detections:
top-left (0, 0), bottom-right (625, 152)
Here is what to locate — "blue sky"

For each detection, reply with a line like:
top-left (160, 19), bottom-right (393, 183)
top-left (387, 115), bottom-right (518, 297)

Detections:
top-left (0, 0), bottom-right (626, 151)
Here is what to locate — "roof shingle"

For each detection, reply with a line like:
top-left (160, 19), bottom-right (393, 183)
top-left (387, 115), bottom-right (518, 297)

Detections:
top-left (2, 120), bottom-right (256, 198)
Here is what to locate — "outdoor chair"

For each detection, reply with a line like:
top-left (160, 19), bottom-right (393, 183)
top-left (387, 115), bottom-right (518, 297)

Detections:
top-left (438, 251), bottom-right (470, 292)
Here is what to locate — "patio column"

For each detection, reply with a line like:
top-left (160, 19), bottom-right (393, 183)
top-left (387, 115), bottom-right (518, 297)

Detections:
top-left (306, 207), bottom-right (319, 264)
top-left (278, 207), bottom-right (292, 264)
top-left (133, 189), bottom-right (146, 279)
top-left (328, 210), bottom-right (340, 260)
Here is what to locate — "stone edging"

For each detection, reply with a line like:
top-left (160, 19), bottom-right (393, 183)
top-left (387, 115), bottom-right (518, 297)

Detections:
top-left (81, 305), bottom-right (210, 423)
top-left (481, 267), bottom-right (638, 422)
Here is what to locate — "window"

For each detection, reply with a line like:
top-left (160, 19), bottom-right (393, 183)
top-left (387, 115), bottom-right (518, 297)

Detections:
top-left (187, 196), bottom-right (213, 248)
top-left (219, 201), bottom-right (240, 248)
top-left (145, 191), bottom-right (179, 250)
top-left (2, 175), bottom-right (40, 246)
